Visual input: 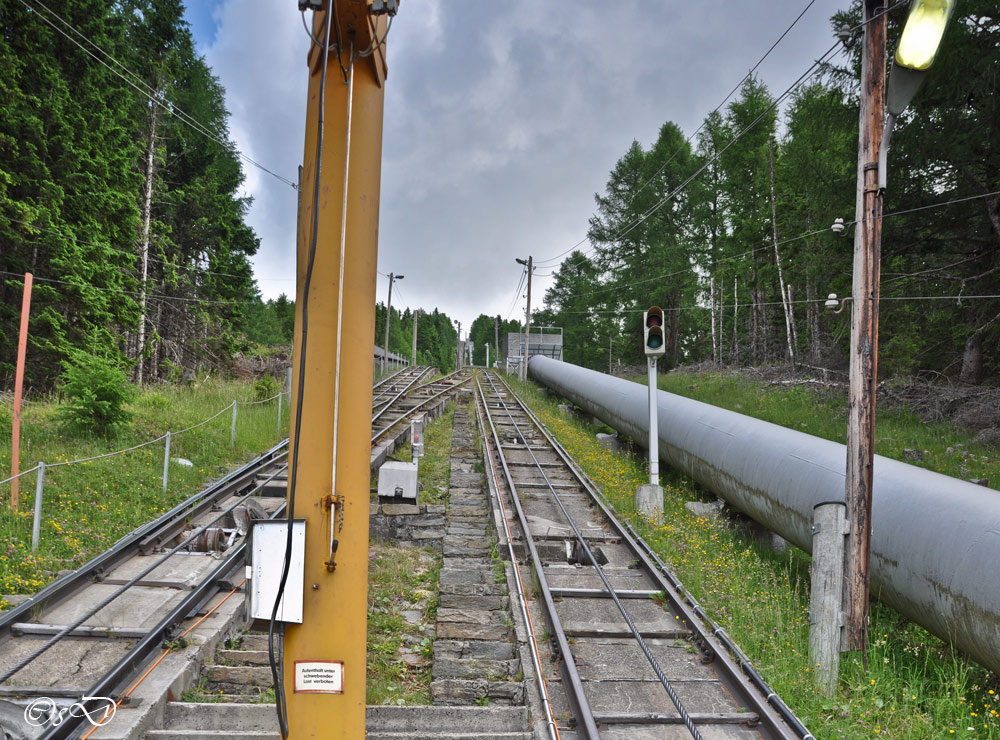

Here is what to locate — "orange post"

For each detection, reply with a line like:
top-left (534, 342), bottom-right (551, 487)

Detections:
top-left (10, 272), bottom-right (33, 510)
top-left (281, 4), bottom-right (389, 738)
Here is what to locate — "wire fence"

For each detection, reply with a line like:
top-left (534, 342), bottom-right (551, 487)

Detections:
top-left (0, 381), bottom-right (292, 556)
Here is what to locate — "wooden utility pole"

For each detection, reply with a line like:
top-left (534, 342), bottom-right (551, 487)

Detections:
top-left (10, 273), bottom-right (32, 509)
top-left (494, 316), bottom-right (500, 369)
top-left (382, 272), bottom-right (403, 375)
top-left (455, 321), bottom-right (462, 370)
top-left (843, 0), bottom-right (887, 657)
top-left (411, 310), bottom-right (418, 366)
top-left (516, 256), bottom-right (533, 382)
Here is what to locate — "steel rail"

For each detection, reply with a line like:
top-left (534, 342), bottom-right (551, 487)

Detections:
top-left (473, 378), bottom-right (560, 740)
top-left (483, 372), bottom-right (704, 740)
top-left (0, 439), bottom-right (289, 639)
top-left (370, 369), bottom-right (469, 444)
top-left (2, 365), bottom-right (426, 645)
top-left (0, 463), bottom-right (288, 685)
top-left (371, 366), bottom-right (433, 417)
top-left (138, 448), bottom-right (289, 554)
top-left (372, 366), bottom-right (408, 391)
top-left (497, 373), bottom-right (808, 740)
top-left (371, 366), bottom-right (421, 406)
top-left (475, 377), bottom-right (600, 740)
top-left (10, 369), bottom-right (442, 738)
top-left (36, 497), bottom-right (289, 740)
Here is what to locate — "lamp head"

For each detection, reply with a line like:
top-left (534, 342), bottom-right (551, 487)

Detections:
top-left (895, 0), bottom-right (956, 71)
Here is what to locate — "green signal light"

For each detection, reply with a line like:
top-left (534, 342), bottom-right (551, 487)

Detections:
top-left (647, 336), bottom-right (662, 349)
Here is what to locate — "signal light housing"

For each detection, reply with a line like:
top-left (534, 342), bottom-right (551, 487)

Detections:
top-left (644, 306), bottom-right (666, 358)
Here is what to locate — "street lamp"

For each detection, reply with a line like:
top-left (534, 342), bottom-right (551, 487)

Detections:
top-left (836, 0), bottom-right (955, 662)
top-left (878, 0), bottom-right (957, 189)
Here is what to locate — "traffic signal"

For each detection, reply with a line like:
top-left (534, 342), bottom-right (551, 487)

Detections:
top-left (644, 306), bottom-right (666, 358)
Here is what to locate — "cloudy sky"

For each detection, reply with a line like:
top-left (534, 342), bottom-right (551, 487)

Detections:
top-left (183, 0), bottom-right (850, 335)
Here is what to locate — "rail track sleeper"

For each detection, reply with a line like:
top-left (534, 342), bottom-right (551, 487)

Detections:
top-left (592, 711), bottom-right (761, 725)
top-left (478, 371), bottom-right (807, 740)
top-left (561, 627), bottom-right (690, 639)
top-left (10, 623), bottom-right (151, 638)
top-left (549, 588), bottom-right (659, 599)
top-left (0, 686), bottom-right (91, 698)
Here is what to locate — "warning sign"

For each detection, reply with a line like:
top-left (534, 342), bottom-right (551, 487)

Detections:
top-left (294, 661), bottom-right (344, 694)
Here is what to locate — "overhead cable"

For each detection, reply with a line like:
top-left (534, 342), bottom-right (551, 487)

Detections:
top-left (533, 0), bottom-right (822, 268)
top-left (17, 0), bottom-right (298, 189)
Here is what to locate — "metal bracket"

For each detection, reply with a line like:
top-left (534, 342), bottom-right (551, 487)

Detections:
top-left (325, 493), bottom-right (346, 572)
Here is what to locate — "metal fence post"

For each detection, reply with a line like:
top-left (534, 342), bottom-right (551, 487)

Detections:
top-left (231, 400), bottom-right (237, 448)
top-left (31, 462), bottom-right (45, 551)
top-left (162, 431), bottom-right (171, 493)
top-left (277, 392), bottom-right (283, 436)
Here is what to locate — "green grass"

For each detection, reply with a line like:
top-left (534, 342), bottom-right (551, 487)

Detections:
top-left (505, 374), bottom-right (1000, 739)
top-left (652, 371), bottom-right (998, 488)
top-left (367, 544), bottom-right (440, 705)
top-left (0, 379), bottom-right (289, 604)
top-left (384, 401), bottom-right (455, 505)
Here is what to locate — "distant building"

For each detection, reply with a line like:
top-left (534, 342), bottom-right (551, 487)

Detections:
top-left (503, 326), bottom-right (563, 374)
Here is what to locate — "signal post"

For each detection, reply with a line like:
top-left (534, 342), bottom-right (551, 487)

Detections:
top-left (282, 2), bottom-right (392, 738)
top-left (636, 307), bottom-right (665, 517)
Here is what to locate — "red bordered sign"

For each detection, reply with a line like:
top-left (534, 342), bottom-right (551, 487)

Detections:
top-left (293, 661), bottom-right (344, 694)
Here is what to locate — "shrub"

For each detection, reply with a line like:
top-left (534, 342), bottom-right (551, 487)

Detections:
top-left (57, 352), bottom-right (134, 436)
top-left (253, 375), bottom-right (280, 402)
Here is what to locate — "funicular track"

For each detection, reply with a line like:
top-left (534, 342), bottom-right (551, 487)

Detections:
top-left (371, 368), bottom-right (471, 446)
top-left (371, 365), bottom-right (434, 414)
top-left (0, 367), bottom-right (470, 740)
top-left (475, 371), bottom-right (813, 740)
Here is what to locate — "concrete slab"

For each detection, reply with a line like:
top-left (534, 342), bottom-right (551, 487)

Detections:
top-left (542, 565), bottom-right (649, 592)
top-left (581, 677), bottom-right (738, 715)
top-left (555, 595), bottom-right (678, 627)
top-left (580, 724), bottom-right (762, 739)
top-left (570, 638), bottom-right (717, 682)
top-left (0, 636), bottom-right (132, 688)
top-left (103, 553), bottom-right (219, 588)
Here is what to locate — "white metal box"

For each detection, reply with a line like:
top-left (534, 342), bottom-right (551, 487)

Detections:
top-left (249, 520), bottom-right (305, 623)
top-left (378, 461), bottom-right (418, 501)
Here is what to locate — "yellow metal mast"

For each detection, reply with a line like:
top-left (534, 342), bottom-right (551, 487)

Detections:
top-left (282, 2), bottom-right (390, 737)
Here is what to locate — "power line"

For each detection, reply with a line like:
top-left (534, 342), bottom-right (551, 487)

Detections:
top-left (554, 294), bottom-right (1000, 316)
top-left (0, 269), bottom-right (248, 307)
top-left (16, 0), bottom-right (297, 189)
top-left (504, 267), bottom-right (527, 322)
top-left (0, 213), bottom-right (290, 284)
top-left (540, 188), bottom-right (1000, 305)
top-left (538, 3), bottom-right (911, 276)
top-left (533, 0), bottom-right (822, 268)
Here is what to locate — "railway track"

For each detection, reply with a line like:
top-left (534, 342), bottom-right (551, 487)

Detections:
top-left (371, 366), bottom-right (434, 414)
top-left (474, 371), bottom-right (813, 740)
top-left (371, 368), bottom-right (471, 447)
top-left (0, 368), bottom-right (470, 740)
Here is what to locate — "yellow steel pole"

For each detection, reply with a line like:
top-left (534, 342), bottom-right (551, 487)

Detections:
top-left (283, 4), bottom-right (388, 738)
